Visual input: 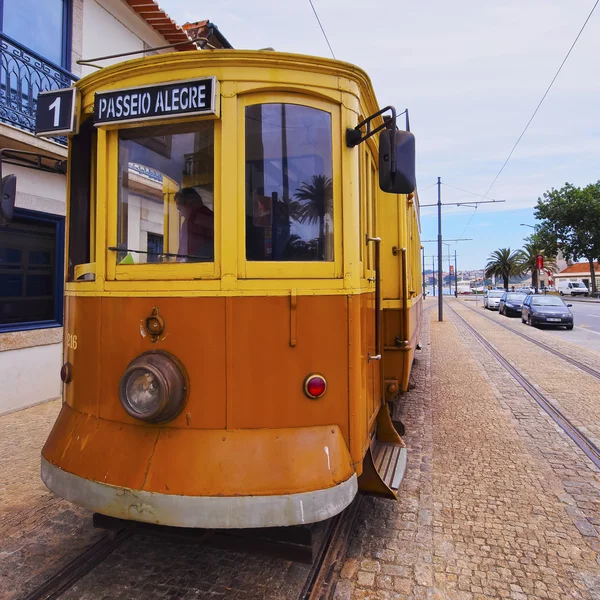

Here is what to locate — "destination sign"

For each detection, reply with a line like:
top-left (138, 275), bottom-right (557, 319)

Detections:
top-left (94, 77), bottom-right (217, 126)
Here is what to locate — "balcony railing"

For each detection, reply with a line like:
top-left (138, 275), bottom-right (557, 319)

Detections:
top-left (0, 33), bottom-right (77, 144)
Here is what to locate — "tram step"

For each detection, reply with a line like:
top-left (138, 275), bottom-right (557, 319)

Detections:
top-left (373, 442), bottom-right (407, 490)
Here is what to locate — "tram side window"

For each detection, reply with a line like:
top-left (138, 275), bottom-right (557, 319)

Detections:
top-left (245, 104), bottom-right (333, 261)
top-left (117, 121), bottom-right (214, 264)
top-left (68, 118), bottom-right (95, 281)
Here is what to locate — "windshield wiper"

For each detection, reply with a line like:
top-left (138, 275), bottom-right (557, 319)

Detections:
top-left (108, 246), bottom-right (212, 261)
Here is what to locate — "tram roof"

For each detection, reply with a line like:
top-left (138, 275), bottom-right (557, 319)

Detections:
top-left (75, 50), bottom-right (382, 118)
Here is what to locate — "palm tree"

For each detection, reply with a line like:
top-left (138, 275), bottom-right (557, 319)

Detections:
top-left (518, 241), bottom-right (558, 290)
top-left (293, 175), bottom-right (333, 258)
top-left (485, 248), bottom-right (523, 290)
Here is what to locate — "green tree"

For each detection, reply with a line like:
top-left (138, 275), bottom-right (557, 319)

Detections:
top-left (518, 237), bottom-right (558, 291)
top-left (534, 182), bottom-right (600, 295)
top-left (485, 248), bottom-right (523, 290)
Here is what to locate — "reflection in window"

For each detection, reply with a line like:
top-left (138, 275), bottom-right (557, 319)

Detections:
top-left (245, 104), bottom-right (333, 261)
top-left (118, 121), bottom-right (214, 264)
top-left (2, 0), bottom-right (67, 68)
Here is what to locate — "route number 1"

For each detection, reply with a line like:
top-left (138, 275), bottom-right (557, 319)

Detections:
top-left (35, 87), bottom-right (77, 137)
top-left (49, 97), bottom-right (61, 127)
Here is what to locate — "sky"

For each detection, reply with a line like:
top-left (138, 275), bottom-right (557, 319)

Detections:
top-left (158, 0), bottom-right (600, 270)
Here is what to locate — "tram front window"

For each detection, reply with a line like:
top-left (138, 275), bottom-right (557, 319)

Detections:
top-left (245, 104), bottom-right (333, 261)
top-left (117, 121), bottom-right (214, 264)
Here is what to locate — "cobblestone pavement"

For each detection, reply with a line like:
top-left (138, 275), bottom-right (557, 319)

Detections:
top-left (337, 300), bottom-right (600, 599)
top-left (0, 406), bottom-right (313, 600)
top-left (0, 400), bottom-right (104, 600)
top-left (451, 299), bottom-right (600, 446)
top-left (59, 534), bottom-right (313, 600)
top-left (5, 300), bottom-right (600, 600)
top-left (459, 298), bottom-right (600, 376)
top-left (461, 297), bottom-right (600, 353)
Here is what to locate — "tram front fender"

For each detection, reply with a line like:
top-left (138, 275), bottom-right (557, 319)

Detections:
top-left (42, 404), bottom-right (355, 498)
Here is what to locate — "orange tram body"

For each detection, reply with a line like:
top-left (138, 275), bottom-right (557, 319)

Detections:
top-left (28, 49), bottom-right (422, 528)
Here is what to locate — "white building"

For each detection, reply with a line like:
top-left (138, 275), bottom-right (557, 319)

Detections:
top-left (0, 1), bottom-right (229, 414)
top-left (553, 261), bottom-right (600, 291)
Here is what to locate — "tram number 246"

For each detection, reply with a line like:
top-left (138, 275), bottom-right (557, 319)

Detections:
top-left (66, 333), bottom-right (78, 350)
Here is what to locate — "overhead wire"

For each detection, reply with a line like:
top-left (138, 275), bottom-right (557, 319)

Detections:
top-left (441, 183), bottom-right (503, 202)
top-left (481, 0), bottom-right (599, 202)
top-left (453, 0), bottom-right (599, 241)
top-left (419, 181), bottom-right (439, 193)
top-left (308, 0), bottom-right (336, 59)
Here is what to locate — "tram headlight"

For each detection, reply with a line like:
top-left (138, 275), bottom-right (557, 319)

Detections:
top-left (119, 351), bottom-right (188, 423)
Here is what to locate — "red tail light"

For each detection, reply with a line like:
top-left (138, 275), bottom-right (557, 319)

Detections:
top-left (304, 374), bottom-right (327, 399)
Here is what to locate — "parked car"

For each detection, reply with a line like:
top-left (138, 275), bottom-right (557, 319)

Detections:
top-left (515, 286), bottom-right (534, 294)
top-left (521, 295), bottom-right (574, 329)
top-left (498, 293), bottom-right (528, 316)
top-left (557, 281), bottom-right (589, 297)
top-left (483, 289), bottom-right (505, 310)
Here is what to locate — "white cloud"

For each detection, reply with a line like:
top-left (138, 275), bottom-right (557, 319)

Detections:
top-left (155, 0), bottom-right (600, 257)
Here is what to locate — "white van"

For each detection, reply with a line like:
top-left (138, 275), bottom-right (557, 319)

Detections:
top-left (557, 280), bottom-right (589, 297)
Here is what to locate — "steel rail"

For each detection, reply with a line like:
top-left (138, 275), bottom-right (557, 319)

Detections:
top-left (447, 304), bottom-right (600, 471)
top-left (299, 495), bottom-right (363, 600)
top-left (458, 300), bottom-right (600, 380)
top-left (18, 530), bottom-right (131, 600)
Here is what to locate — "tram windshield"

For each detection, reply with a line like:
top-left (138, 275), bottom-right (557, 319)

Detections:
top-left (117, 120), bottom-right (214, 264)
top-left (245, 104), bottom-right (333, 261)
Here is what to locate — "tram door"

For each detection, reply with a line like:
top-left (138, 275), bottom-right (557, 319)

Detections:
top-left (363, 150), bottom-right (382, 433)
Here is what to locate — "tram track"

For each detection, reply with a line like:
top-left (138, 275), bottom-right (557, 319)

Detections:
top-left (456, 299), bottom-right (600, 381)
top-left (18, 530), bottom-right (132, 600)
top-left (447, 303), bottom-right (600, 471)
top-left (299, 495), bottom-right (363, 600)
top-left (17, 496), bottom-right (363, 600)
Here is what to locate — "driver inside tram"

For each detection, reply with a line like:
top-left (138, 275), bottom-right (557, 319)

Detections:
top-left (174, 186), bottom-right (214, 261)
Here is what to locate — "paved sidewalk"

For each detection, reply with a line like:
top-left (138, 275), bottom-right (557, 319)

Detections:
top-left (0, 400), bottom-right (105, 600)
top-left (4, 303), bottom-right (600, 599)
top-left (337, 301), bottom-right (600, 599)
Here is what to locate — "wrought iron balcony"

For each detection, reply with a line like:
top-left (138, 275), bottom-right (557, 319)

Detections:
top-left (0, 33), bottom-right (77, 144)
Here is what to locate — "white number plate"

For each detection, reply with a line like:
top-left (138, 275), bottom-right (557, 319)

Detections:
top-left (547, 318), bottom-right (561, 322)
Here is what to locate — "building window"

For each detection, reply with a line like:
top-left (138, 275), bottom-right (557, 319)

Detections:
top-left (0, 208), bottom-right (64, 332)
top-left (0, 0), bottom-right (72, 69)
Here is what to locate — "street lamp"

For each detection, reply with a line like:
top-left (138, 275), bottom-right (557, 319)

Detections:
top-left (520, 223), bottom-right (535, 229)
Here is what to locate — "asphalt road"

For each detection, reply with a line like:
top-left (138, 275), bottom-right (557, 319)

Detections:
top-left (567, 300), bottom-right (600, 333)
top-left (458, 294), bottom-right (600, 353)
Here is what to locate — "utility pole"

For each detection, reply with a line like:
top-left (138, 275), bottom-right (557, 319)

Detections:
top-left (448, 247), bottom-right (452, 296)
top-left (432, 256), bottom-right (436, 297)
top-left (422, 247), bottom-right (425, 297)
top-left (437, 177), bottom-right (443, 321)
top-left (454, 250), bottom-right (458, 298)
top-left (421, 183), bottom-right (506, 322)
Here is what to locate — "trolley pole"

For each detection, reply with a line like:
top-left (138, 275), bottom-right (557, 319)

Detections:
top-left (454, 250), bottom-right (458, 297)
top-left (437, 177), bottom-right (443, 321)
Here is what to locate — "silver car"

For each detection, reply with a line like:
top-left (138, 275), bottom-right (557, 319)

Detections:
top-left (483, 289), bottom-right (505, 310)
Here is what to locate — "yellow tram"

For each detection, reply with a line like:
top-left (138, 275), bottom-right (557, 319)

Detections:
top-left (7, 48), bottom-right (422, 528)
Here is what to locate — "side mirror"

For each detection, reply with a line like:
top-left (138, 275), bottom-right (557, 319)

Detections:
top-left (379, 129), bottom-right (416, 194)
top-left (0, 174), bottom-right (16, 223)
top-left (567, 304), bottom-right (573, 307)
